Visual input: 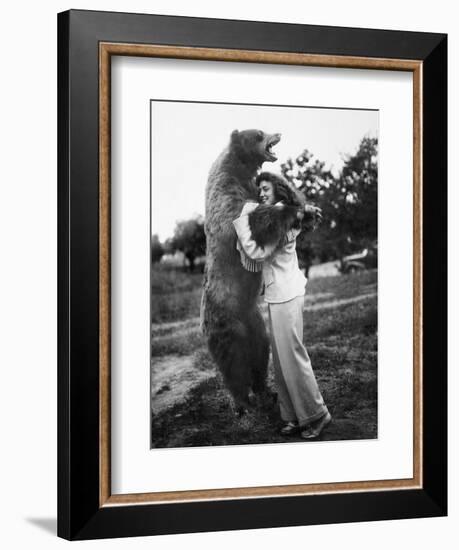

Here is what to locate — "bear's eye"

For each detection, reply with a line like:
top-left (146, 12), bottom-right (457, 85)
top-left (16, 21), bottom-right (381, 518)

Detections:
top-left (256, 131), bottom-right (264, 141)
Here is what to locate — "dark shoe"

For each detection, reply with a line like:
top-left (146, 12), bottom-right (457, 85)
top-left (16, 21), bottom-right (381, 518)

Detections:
top-left (301, 412), bottom-right (332, 440)
top-left (280, 421), bottom-right (300, 435)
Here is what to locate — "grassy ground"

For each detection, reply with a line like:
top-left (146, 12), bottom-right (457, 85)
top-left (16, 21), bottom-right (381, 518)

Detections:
top-left (151, 266), bottom-right (204, 324)
top-left (151, 265), bottom-right (377, 448)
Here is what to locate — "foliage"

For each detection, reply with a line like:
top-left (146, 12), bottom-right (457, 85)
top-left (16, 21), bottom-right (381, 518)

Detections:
top-left (281, 136), bottom-right (378, 263)
top-left (326, 136), bottom-right (378, 255)
top-left (151, 234), bottom-right (165, 264)
top-left (170, 215), bottom-right (206, 272)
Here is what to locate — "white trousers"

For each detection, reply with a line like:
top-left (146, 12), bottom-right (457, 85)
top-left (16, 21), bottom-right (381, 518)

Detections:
top-left (268, 296), bottom-right (328, 427)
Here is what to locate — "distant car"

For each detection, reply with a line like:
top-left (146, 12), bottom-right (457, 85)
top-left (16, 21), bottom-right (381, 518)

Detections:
top-left (340, 244), bottom-right (377, 274)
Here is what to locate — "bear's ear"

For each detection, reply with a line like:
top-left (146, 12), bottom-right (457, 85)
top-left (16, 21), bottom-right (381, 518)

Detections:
top-left (230, 129), bottom-right (239, 143)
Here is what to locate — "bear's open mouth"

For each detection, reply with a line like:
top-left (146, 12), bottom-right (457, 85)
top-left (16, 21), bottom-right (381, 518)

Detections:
top-left (264, 133), bottom-right (281, 161)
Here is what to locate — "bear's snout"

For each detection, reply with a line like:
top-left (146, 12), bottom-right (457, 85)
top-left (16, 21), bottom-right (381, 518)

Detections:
top-left (264, 133), bottom-right (281, 161)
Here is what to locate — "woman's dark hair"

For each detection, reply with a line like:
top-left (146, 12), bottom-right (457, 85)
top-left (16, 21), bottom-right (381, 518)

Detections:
top-left (255, 172), bottom-right (303, 208)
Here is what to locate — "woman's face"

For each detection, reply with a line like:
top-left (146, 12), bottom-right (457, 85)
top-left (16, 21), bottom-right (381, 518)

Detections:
top-left (259, 180), bottom-right (275, 205)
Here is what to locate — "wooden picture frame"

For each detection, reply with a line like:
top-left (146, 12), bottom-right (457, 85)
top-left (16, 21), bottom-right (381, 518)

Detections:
top-left (58, 9), bottom-right (447, 540)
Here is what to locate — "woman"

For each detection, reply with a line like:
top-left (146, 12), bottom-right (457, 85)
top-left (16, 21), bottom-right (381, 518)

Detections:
top-left (233, 172), bottom-right (331, 439)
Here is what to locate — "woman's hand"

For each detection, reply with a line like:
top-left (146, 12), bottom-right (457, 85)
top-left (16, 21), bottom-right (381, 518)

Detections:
top-left (296, 204), bottom-right (322, 227)
top-left (303, 204), bottom-right (323, 230)
top-left (304, 204), bottom-right (322, 221)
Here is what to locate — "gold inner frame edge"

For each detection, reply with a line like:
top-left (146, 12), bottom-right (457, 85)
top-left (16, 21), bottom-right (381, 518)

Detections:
top-left (99, 42), bottom-right (423, 507)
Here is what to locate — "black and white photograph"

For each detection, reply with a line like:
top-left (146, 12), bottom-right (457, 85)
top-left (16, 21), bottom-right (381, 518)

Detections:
top-left (150, 100), bottom-right (378, 449)
top-left (0, 0), bottom-right (452, 546)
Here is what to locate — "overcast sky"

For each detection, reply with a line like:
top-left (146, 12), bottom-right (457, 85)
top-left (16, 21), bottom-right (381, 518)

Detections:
top-left (151, 101), bottom-right (378, 241)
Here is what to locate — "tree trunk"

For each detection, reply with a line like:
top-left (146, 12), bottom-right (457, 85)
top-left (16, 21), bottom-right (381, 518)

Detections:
top-left (186, 253), bottom-right (195, 272)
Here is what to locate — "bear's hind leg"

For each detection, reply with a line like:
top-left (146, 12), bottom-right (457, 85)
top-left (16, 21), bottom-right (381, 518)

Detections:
top-left (207, 322), bottom-right (253, 414)
top-left (248, 309), bottom-right (270, 396)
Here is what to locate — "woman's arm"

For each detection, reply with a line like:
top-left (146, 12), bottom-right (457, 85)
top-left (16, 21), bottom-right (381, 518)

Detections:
top-left (285, 227), bottom-right (301, 243)
top-left (233, 205), bottom-right (278, 261)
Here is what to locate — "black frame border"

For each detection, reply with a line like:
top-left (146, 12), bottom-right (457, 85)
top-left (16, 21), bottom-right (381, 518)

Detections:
top-left (57, 9), bottom-right (447, 540)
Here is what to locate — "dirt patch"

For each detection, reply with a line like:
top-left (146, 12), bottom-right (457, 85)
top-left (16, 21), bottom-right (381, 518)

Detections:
top-left (151, 354), bottom-right (214, 415)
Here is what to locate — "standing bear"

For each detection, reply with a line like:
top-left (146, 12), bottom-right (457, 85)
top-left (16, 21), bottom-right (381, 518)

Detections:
top-left (201, 129), bottom-right (302, 413)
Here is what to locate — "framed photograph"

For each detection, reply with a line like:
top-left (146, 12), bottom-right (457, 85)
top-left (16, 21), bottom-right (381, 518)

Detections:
top-left (58, 9), bottom-right (447, 540)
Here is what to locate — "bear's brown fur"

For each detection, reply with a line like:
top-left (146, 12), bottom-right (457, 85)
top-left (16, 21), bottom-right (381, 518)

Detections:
top-left (201, 129), bottom-right (300, 412)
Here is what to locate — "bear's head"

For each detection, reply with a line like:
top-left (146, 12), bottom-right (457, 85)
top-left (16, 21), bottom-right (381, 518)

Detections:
top-left (230, 129), bottom-right (281, 166)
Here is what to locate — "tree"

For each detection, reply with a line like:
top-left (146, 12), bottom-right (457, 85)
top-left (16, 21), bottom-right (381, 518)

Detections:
top-left (171, 215), bottom-right (206, 272)
top-left (281, 149), bottom-right (336, 271)
top-left (338, 136), bottom-right (378, 244)
top-left (282, 149), bottom-right (335, 201)
top-left (281, 136), bottom-right (378, 263)
top-left (322, 136), bottom-right (378, 258)
top-left (151, 234), bottom-right (165, 264)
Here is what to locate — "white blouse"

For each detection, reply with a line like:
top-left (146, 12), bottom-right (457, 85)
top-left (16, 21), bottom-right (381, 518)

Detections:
top-left (233, 202), bottom-right (307, 304)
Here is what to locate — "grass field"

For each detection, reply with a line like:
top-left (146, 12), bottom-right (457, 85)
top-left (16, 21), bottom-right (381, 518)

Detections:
top-left (151, 265), bottom-right (377, 448)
